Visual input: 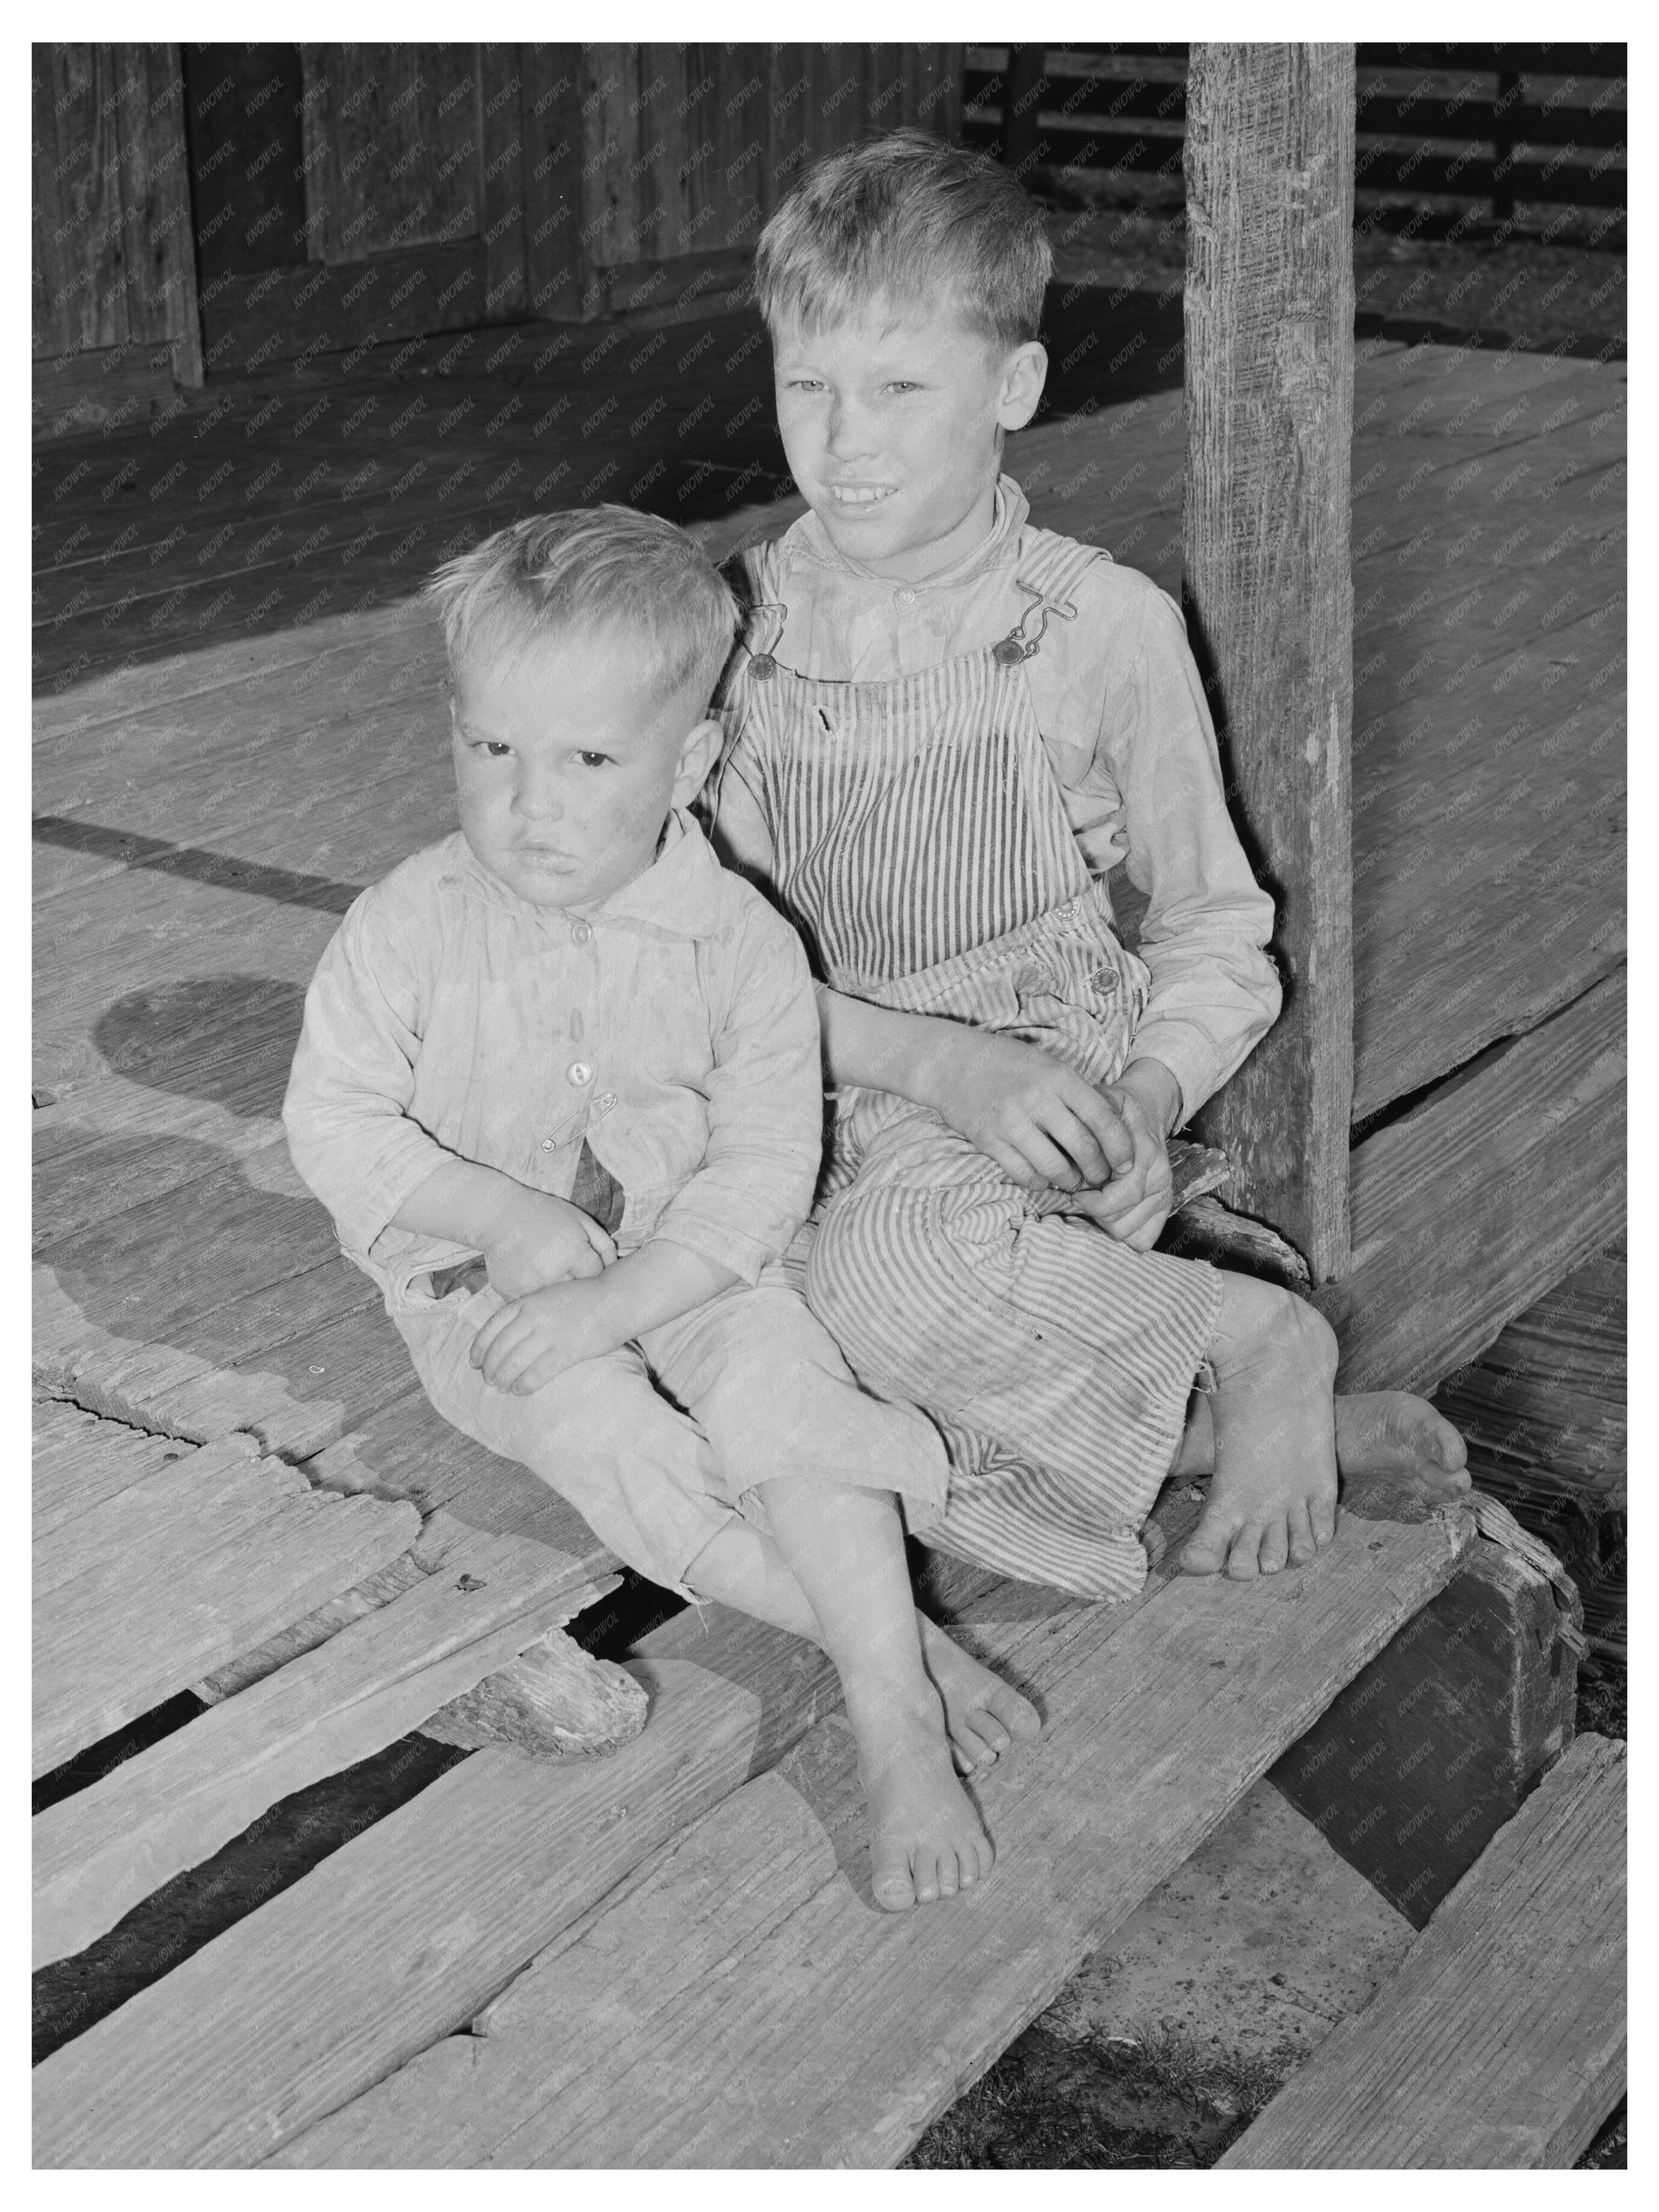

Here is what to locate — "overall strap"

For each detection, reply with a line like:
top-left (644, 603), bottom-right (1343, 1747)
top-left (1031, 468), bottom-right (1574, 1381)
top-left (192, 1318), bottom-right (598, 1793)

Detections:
top-left (1011, 527), bottom-right (1114, 616)
top-left (732, 536), bottom-right (789, 671)
top-left (990, 528), bottom-right (1114, 667)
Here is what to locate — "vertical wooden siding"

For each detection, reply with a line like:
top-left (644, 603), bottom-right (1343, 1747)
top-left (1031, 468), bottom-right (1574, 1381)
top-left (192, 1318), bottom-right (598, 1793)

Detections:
top-left (32, 42), bottom-right (202, 381)
top-left (296, 45), bottom-right (482, 263)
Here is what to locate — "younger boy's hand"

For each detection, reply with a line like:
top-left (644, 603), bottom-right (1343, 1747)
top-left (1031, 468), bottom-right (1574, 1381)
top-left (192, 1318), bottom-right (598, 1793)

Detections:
top-left (481, 1190), bottom-right (614, 1300)
top-left (470, 1279), bottom-right (617, 1395)
top-left (924, 1028), bottom-right (1137, 1192)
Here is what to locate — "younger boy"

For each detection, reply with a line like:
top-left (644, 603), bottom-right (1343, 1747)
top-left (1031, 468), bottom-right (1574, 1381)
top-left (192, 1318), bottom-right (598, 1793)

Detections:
top-left (284, 507), bottom-right (1040, 1914)
top-left (712, 132), bottom-right (1469, 1598)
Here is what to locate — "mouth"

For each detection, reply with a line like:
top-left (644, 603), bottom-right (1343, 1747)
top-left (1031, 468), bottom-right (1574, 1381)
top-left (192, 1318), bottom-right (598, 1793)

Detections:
top-left (824, 483), bottom-right (896, 509)
top-left (514, 846), bottom-right (575, 867)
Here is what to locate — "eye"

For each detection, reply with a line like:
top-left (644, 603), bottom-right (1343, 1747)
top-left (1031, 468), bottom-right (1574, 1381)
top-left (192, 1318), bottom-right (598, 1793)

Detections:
top-left (474, 740), bottom-right (512, 759)
top-left (576, 749), bottom-right (613, 769)
top-left (887, 380), bottom-right (921, 395)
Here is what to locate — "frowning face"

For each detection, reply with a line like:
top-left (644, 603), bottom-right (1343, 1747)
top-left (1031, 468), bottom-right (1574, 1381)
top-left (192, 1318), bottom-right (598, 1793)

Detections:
top-left (450, 629), bottom-right (720, 912)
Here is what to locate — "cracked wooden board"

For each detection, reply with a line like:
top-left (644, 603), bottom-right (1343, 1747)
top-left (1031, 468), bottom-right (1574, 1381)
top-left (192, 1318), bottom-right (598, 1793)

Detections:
top-left (267, 1504), bottom-right (1474, 2170)
top-left (33, 1512), bottom-right (617, 1967)
top-left (33, 1437), bottom-right (418, 1778)
top-left (31, 1607), bottom-right (845, 2168)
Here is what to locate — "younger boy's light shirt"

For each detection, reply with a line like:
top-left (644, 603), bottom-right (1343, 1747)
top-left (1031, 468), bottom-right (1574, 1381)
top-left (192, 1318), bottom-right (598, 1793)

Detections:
top-left (721, 475), bottom-right (1282, 1121)
top-left (283, 810), bottom-right (823, 1298)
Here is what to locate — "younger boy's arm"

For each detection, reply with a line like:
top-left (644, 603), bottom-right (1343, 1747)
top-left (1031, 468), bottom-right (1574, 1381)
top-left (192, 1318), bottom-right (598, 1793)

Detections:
top-left (286, 889), bottom-right (612, 1294)
top-left (471, 892), bottom-right (822, 1394)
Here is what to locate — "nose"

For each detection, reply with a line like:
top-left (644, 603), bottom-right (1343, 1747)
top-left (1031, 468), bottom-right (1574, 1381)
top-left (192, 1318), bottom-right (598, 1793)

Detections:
top-left (825, 392), bottom-right (876, 461)
top-left (510, 762), bottom-right (563, 821)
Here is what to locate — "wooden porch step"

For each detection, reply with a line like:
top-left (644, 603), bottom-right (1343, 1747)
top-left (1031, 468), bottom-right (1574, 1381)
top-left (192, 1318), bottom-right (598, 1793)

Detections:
top-left (1219, 1732), bottom-right (1625, 2168)
top-left (261, 1500), bottom-right (1473, 2170)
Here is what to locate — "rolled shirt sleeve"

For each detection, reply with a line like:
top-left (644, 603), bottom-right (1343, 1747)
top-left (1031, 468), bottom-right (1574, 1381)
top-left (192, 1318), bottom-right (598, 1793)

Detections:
top-left (649, 894), bottom-right (823, 1282)
top-left (1097, 583), bottom-right (1283, 1120)
top-left (282, 886), bottom-right (456, 1258)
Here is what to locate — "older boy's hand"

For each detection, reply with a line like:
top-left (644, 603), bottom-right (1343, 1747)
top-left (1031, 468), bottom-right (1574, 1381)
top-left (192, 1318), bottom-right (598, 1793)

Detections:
top-left (481, 1190), bottom-right (614, 1300)
top-left (470, 1279), bottom-right (615, 1395)
top-left (925, 1028), bottom-right (1137, 1192)
top-left (1067, 1074), bottom-right (1176, 1250)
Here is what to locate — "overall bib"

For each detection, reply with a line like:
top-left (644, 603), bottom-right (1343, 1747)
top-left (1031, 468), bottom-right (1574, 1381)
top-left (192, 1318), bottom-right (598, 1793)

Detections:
top-left (723, 527), bottom-right (1224, 1600)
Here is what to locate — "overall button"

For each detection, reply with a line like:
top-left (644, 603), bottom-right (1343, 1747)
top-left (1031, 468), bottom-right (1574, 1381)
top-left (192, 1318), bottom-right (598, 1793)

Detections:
top-left (895, 588), bottom-right (916, 605)
top-left (594, 1090), bottom-right (617, 1112)
top-left (570, 919), bottom-right (592, 945)
top-left (567, 1061), bottom-right (593, 1087)
top-left (541, 1139), bottom-right (555, 1151)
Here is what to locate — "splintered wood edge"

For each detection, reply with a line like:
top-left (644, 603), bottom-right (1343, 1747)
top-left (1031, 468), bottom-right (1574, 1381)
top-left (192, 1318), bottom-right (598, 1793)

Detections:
top-left (419, 1630), bottom-right (648, 1759)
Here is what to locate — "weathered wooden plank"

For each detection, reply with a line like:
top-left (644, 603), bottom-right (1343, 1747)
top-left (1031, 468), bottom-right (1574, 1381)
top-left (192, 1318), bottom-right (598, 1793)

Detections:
top-left (115, 46), bottom-right (202, 384)
top-left (479, 45), bottom-right (528, 321)
top-left (34, 1467), bottom-right (419, 1777)
top-left (297, 46), bottom-right (481, 264)
top-left (1435, 1250), bottom-right (1625, 1496)
top-left (33, 1515), bottom-right (617, 1967)
top-left (30, 1617), bottom-right (845, 2167)
top-left (33, 1434), bottom-right (307, 1599)
top-left (271, 1505), bottom-right (1473, 2168)
top-left (32, 1397), bottom-right (228, 1540)
top-left (1331, 971), bottom-right (1626, 1395)
top-left (196, 244), bottom-right (484, 374)
top-left (1272, 1507), bottom-right (1581, 1926)
top-left (1182, 44), bottom-right (1355, 1282)
top-left (1221, 1733), bottom-right (1625, 2168)
top-left (32, 45), bottom-right (128, 358)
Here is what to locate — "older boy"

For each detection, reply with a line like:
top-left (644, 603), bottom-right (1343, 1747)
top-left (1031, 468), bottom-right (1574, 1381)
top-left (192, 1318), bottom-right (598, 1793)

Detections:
top-left (284, 507), bottom-right (1041, 1913)
top-left (713, 132), bottom-right (1468, 1600)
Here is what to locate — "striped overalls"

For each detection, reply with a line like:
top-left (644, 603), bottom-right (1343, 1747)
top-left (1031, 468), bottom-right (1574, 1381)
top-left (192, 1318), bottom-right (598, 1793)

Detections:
top-left (721, 528), bottom-right (1225, 1601)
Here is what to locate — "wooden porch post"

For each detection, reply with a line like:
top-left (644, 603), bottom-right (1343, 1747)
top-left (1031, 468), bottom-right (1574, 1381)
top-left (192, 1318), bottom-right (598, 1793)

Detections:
top-left (1183, 43), bottom-right (1356, 1284)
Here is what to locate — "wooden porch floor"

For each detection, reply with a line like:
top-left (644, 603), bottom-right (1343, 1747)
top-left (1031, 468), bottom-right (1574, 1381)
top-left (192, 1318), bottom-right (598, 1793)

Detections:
top-left (33, 316), bottom-right (1625, 2164)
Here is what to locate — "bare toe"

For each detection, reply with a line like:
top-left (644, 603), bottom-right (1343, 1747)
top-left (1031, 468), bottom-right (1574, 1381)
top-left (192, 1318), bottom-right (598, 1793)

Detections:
top-left (1311, 1489), bottom-right (1338, 1546)
top-left (1286, 1498), bottom-right (1317, 1565)
top-left (1181, 1507), bottom-right (1238, 1576)
top-left (1259, 1517), bottom-right (1290, 1575)
top-left (1226, 1525), bottom-right (1266, 1581)
top-left (872, 1849), bottom-right (915, 1912)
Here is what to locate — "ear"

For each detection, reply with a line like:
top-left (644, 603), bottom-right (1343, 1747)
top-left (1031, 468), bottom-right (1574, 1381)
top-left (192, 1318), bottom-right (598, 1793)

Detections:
top-left (671, 717), bottom-right (725, 808)
top-left (996, 341), bottom-right (1048, 434)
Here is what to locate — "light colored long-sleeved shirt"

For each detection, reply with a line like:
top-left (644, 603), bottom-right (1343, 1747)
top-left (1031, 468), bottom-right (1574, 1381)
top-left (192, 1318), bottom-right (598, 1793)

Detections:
top-left (715, 475), bottom-right (1281, 1120)
top-left (283, 810), bottom-right (823, 1296)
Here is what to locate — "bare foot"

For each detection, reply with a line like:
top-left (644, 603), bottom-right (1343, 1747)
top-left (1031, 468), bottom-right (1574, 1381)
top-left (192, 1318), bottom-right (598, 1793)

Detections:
top-left (918, 1613), bottom-right (1042, 1773)
top-left (1335, 1391), bottom-right (1469, 1498)
top-left (850, 1687), bottom-right (996, 1911)
top-left (1180, 1282), bottom-right (1341, 1583)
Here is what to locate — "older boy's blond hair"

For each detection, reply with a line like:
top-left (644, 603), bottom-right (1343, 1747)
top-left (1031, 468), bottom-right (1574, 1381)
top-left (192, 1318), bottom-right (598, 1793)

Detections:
top-left (754, 128), bottom-right (1053, 352)
top-left (425, 506), bottom-right (740, 705)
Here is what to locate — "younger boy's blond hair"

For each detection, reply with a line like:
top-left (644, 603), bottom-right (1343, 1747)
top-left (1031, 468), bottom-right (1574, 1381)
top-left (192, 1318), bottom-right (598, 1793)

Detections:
top-left (753, 128), bottom-right (1053, 353)
top-left (425, 506), bottom-right (740, 706)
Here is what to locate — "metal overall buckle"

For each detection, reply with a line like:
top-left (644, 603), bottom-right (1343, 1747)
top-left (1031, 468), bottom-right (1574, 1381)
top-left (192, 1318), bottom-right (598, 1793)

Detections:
top-left (992, 585), bottom-right (1055, 667)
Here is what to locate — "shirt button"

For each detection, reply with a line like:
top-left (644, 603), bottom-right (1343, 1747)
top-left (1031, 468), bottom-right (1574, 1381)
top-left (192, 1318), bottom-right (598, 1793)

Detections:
top-left (570, 920), bottom-right (592, 945)
top-left (542, 1139), bottom-right (555, 1151)
top-left (896, 588), bottom-right (916, 605)
top-left (567, 1061), bottom-right (593, 1087)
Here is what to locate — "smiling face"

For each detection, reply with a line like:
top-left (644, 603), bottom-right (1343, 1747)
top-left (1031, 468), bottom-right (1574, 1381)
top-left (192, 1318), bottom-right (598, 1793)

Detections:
top-left (772, 301), bottom-right (1047, 583)
top-left (449, 628), bottom-right (721, 912)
